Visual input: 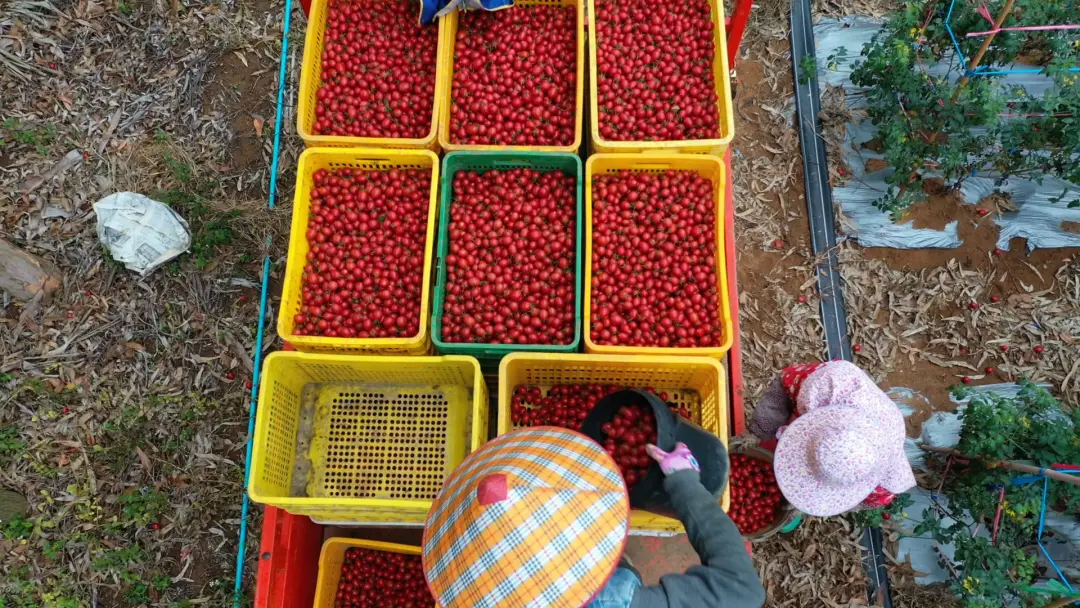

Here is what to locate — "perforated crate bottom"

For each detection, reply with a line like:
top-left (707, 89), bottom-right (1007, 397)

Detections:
top-left (512, 385), bottom-right (702, 431)
top-left (291, 382), bottom-right (472, 501)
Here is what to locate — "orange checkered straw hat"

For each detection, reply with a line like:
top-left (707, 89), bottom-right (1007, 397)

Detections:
top-left (422, 426), bottom-right (631, 608)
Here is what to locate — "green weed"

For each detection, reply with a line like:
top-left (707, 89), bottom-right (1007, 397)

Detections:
top-left (0, 426), bottom-right (26, 462)
top-left (2, 118), bottom-right (56, 155)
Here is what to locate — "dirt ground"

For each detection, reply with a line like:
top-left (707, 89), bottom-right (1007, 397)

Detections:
top-left (1, 0), bottom-right (300, 604)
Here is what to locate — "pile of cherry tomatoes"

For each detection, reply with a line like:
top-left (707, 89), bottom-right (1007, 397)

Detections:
top-left (333, 547), bottom-right (433, 608)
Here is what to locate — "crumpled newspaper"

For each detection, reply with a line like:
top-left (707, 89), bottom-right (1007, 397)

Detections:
top-left (93, 192), bottom-right (191, 275)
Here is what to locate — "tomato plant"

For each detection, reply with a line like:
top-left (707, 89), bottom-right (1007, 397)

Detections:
top-left (293, 168), bottom-right (430, 338)
top-left (334, 547), bottom-right (433, 607)
top-left (441, 168), bottom-right (576, 345)
top-left (594, 0), bottom-right (721, 142)
top-left (590, 169), bottom-right (722, 348)
top-left (449, 6), bottom-right (577, 146)
top-left (313, 0), bottom-right (438, 139)
top-left (848, 0), bottom-right (1080, 217)
top-left (862, 382), bottom-right (1079, 607)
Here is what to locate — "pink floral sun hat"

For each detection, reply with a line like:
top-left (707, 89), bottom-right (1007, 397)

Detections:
top-left (772, 362), bottom-right (915, 516)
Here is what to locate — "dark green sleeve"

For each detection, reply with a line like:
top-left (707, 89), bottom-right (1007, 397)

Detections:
top-left (629, 470), bottom-right (766, 608)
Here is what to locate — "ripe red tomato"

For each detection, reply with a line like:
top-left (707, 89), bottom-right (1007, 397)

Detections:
top-left (590, 169), bottom-right (721, 348)
top-left (728, 453), bottom-right (784, 535)
top-left (594, 0), bottom-right (720, 142)
top-left (313, 0), bottom-right (438, 139)
top-left (294, 167), bottom-right (430, 339)
top-left (440, 168), bottom-right (576, 345)
top-left (511, 385), bottom-right (696, 490)
top-left (449, 6), bottom-right (577, 146)
top-left (334, 547), bottom-right (434, 608)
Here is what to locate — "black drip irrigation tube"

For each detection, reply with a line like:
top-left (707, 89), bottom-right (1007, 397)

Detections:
top-left (789, 1), bottom-right (892, 605)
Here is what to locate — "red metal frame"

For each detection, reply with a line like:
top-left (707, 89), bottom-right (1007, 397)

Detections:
top-left (258, 9), bottom-right (748, 604)
top-left (723, 151), bottom-right (745, 435)
top-left (254, 507), bottom-right (323, 608)
top-left (724, 0), bottom-right (752, 69)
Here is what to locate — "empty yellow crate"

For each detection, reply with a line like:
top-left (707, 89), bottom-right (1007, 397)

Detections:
top-left (278, 148), bottom-right (439, 356)
top-left (584, 154), bottom-right (733, 358)
top-left (249, 352), bottom-right (488, 523)
top-left (313, 538), bottom-right (423, 608)
top-left (498, 352), bottom-right (729, 534)
top-left (296, 0), bottom-right (448, 150)
top-left (586, 0), bottom-right (735, 154)
top-left (436, 0), bottom-right (585, 153)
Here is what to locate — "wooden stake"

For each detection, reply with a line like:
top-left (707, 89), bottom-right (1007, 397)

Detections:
top-left (918, 444), bottom-right (1080, 487)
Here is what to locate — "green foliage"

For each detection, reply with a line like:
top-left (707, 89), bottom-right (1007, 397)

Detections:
top-left (850, 491), bottom-right (914, 528)
top-left (0, 425), bottom-right (26, 462)
top-left (1, 118), bottom-right (57, 155)
top-left (156, 156), bottom-right (239, 270)
top-left (1, 515), bottom-right (34, 541)
top-left (849, 0), bottom-right (1080, 217)
top-left (798, 56), bottom-right (818, 84)
top-left (116, 488), bottom-right (168, 527)
top-left (913, 382), bottom-right (1078, 607)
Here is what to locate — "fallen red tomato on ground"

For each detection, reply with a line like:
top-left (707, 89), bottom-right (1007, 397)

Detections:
top-left (313, 0), bottom-right (438, 139)
top-left (441, 168), bottom-right (576, 345)
top-left (728, 453), bottom-right (784, 535)
top-left (590, 170), bottom-right (721, 348)
top-left (594, 0), bottom-right (720, 142)
top-left (293, 167), bottom-right (429, 339)
top-left (449, 6), bottom-right (577, 146)
top-left (334, 547), bottom-right (433, 608)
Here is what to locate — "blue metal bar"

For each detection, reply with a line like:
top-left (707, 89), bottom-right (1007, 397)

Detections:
top-left (268, 0), bottom-right (296, 209)
top-left (233, 255), bottom-right (273, 607)
top-left (231, 0), bottom-right (294, 600)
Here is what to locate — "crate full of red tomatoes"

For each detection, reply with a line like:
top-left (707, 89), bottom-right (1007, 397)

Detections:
top-left (297, 0), bottom-right (447, 149)
top-left (432, 151), bottom-right (582, 359)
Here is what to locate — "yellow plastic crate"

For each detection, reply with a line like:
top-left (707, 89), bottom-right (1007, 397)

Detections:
top-left (584, 154), bottom-right (733, 358)
top-left (586, 0), bottom-right (735, 154)
top-left (313, 538), bottom-right (423, 608)
top-left (498, 353), bottom-right (730, 534)
top-left (278, 148), bottom-right (439, 355)
top-left (249, 352), bottom-right (488, 523)
top-left (296, 0), bottom-right (448, 150)
top-left (436, 0), bottom-right (585, 153)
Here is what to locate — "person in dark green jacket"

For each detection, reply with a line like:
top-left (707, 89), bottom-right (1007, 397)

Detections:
top-left (587, 442), bottom-right (767, 608)
top-left (421, 426), bottom-right (764, 608)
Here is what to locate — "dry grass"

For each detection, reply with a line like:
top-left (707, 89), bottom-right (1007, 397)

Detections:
top-left (0, 0), bottom-right (304, 603)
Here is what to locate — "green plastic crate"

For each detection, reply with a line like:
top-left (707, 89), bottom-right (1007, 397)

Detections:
top-left (432, 151), bottom-right (583, 360)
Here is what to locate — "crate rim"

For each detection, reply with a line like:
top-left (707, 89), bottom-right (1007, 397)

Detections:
top-left (296, 0), bottom-right (446, 149)
top-left (585, 0), bottom-right (735, 153)
top-left (435, 0), bottom-right (585, 153)
top-left (247, 351), bottom-right (486, 511)
top-left (431, 151), bottom-right (584, 359)
top-left (276, 147), bottom-right (440, 353)
top-left (313, 537), bottom-right (423, 608)
top-left (582, 153), bottom-right (734, 357)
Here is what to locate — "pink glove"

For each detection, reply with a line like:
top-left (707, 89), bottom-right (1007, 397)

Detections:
top-left (645, 442), bottom-right (701, 475)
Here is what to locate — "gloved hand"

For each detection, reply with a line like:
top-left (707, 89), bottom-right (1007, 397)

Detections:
top-left (419, 0), bottom-right (514, 25)
top-left (645, 442), bottom-right (701, 476)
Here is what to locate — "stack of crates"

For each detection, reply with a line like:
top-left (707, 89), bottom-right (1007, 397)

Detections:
top-left (250, 0), bottom-right (739, 601)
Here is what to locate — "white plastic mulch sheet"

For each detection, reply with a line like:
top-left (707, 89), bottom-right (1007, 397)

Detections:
top-left (813, 16), bottom-right (1080, 251)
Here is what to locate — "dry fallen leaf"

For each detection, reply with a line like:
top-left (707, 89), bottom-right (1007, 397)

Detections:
top-left (253, 116), bottom-right (264, 137)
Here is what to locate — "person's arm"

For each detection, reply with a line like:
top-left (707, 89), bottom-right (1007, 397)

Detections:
top-left (630, 449), bottom-right (766, 608)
